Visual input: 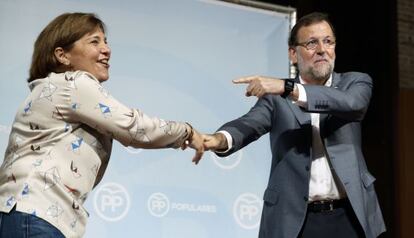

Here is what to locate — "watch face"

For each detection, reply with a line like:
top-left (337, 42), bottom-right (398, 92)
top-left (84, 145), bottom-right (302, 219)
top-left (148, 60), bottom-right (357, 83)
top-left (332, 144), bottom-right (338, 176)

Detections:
top-left (282, 79), bottom-right (294, 98)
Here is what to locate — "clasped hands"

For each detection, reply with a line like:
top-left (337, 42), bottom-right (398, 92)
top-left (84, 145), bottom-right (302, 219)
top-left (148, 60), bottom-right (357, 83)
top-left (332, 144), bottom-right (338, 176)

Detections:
top-left (184, 75), bottom-right (285, 164)
top-left (182, 130), bottom-right (226, 165)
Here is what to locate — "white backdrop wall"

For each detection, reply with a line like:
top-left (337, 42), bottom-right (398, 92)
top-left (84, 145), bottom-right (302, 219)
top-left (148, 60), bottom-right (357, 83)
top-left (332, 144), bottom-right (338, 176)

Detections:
top-left (0, 0), bottom-right (292, 237)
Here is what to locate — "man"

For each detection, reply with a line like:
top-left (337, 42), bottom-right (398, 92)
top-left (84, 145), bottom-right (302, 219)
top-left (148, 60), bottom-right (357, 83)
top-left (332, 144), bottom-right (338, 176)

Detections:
top-left (201, 12), bottom-right (386, 238)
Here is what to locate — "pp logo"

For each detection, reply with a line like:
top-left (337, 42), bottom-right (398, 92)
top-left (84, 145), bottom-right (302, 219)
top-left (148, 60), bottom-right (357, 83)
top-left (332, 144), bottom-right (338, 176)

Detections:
top-left (93, 182), bottom-right (130, 222)
top-left (147, 193), bottom-right (170, 217)
top-left (210, 150), bottom-right (243, 170)
top-left (233, 193), bottom-right (262, 229)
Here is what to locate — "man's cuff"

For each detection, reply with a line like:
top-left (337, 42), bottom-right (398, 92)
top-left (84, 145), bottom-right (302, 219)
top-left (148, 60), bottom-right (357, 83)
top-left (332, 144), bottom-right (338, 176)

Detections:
top-left (293, 83), bottom-right (308, 108)
top-left (215, 130), bottom-right (233, 154)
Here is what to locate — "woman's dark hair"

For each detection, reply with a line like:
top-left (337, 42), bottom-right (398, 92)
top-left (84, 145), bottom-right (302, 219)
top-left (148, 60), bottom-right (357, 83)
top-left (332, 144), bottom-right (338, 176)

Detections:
top-left (28, 12), bottom-right (106, 82)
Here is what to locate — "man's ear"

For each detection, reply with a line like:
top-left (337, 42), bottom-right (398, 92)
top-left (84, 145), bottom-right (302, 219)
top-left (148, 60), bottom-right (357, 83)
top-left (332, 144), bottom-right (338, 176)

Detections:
top-left (288, 47), bottom-right (298, 65)
top-left (54, 47), bottom-right (70, 66)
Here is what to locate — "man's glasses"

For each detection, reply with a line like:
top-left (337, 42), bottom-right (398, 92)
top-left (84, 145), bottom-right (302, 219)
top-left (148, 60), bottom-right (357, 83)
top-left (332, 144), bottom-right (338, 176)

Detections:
top-left (296, 38), bottom-right (336, 50)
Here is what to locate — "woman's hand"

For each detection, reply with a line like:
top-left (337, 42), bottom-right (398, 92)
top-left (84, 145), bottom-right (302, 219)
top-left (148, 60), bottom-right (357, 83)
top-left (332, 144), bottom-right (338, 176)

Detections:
top-left (188, 129), bottom-right (205, 164)
top-left (181, 124), bottom-right (205, 164)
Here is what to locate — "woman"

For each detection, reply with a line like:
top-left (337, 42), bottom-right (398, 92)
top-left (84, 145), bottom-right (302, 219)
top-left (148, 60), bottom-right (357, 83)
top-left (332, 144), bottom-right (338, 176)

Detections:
top-left (0, 12), bottom-right (204, 237)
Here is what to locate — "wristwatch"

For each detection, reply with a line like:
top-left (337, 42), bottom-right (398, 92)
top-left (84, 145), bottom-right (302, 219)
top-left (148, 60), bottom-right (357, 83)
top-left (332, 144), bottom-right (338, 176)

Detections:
top-left (281, 79), bottom-right (295, 98)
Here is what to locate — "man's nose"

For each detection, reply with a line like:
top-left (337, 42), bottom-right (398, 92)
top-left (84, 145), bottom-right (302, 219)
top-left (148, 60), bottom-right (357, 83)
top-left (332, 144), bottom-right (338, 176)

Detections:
top-left (315, 40), bottom-right (327, 53)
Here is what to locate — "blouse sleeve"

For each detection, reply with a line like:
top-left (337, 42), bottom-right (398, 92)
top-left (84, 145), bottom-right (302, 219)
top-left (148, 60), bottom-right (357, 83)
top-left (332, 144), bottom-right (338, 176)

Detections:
top-left (60, 71), bottom-right (190, 149)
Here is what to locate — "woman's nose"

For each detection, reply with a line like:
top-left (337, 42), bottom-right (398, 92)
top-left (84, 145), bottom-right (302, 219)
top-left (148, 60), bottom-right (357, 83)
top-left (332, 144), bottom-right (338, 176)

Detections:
top-left (101, 43), bottom-right (111, 56)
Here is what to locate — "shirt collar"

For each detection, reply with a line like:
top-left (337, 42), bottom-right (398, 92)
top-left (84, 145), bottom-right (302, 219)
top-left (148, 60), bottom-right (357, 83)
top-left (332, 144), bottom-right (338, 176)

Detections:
top-left (299, 74), bottom-right (332, 87)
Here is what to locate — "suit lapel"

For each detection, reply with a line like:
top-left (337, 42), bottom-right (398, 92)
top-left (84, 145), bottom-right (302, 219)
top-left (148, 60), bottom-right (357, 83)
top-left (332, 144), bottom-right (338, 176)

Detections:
top-left (320, 72), bottom-right (339, 138)
top-left (286, 100), bottom-right (311, 126)
top-left (331, 72), bottom-right (340, 89)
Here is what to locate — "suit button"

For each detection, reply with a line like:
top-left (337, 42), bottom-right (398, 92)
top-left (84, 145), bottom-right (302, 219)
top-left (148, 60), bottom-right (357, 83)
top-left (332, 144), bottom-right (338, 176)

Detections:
top-left (303, 196), bottom-right (308, 202)
top-left (305, 166), bottom-right (310, 171)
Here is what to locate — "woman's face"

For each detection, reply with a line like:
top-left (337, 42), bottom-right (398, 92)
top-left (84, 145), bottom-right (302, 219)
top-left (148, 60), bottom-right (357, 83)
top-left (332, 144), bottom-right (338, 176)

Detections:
top-left (65, 28), bottom-right (111, 82)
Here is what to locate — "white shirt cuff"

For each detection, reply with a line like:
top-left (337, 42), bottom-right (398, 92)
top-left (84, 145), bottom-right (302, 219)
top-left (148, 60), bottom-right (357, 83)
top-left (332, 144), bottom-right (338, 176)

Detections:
top-left (215, 130), bottom-right (233, 154)
top-left (294, 83), bottom-right (308, 108)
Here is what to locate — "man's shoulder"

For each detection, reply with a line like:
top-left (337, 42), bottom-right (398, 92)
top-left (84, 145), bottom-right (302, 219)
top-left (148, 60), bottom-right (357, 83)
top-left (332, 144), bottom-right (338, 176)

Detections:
top-left (334, 71), bottom-right (371, 80)
top-left (333, 71), bottom-right (372, 85)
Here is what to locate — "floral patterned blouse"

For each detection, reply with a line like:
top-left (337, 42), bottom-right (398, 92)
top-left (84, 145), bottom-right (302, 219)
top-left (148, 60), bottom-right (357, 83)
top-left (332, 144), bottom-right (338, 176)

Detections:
top-left (0, 71), bottom-right (190, 237)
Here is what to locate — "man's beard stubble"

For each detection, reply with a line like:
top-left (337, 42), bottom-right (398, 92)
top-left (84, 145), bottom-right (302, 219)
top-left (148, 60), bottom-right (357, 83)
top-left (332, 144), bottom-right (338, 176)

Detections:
top-left (297, 60), bottom-right (335, 84)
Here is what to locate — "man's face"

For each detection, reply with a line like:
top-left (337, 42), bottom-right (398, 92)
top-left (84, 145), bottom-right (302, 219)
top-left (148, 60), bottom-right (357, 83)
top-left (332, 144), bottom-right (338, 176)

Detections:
top-left (289, 21), bottom-right (336, 84)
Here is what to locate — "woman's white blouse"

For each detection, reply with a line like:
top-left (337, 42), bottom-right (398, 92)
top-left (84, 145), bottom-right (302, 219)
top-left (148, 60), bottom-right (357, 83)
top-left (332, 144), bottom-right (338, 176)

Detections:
top-left (0, 71), bottom-right (190, 237)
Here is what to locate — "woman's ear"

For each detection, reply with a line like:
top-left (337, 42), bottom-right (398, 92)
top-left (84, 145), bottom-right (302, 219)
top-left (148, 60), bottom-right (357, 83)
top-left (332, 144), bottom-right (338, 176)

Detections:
top-left (54, 47), bottom-right (70, 66)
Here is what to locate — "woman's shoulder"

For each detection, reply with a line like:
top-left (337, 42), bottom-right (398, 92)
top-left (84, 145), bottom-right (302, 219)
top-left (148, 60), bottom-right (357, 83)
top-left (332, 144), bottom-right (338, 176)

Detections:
top-left (46, 70), bottom-right (102, 91)
top-left (62, 70), bottom-right (100, 83)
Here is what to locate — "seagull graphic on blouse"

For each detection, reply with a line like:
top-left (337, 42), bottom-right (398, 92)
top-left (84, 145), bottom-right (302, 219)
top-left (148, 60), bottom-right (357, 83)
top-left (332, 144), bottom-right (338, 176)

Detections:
top-left (159, 119), bottom-right (173, 135)
top-left (65, 74), bottom-right (77, 89)
top-left (21, 183), bottom-right (29, 197)
top-left (126, 109), bottom-right (150, 142)
top-left (70, 161), bottom-right (82, 178)
top-left (65, 73), bottom-right (75, 81)
top-left (52, 107), bottom-right (65, 120)
top-left (29, 122), bottom-right (40, 130)
top-left (46, 202), bottom-right (64, 219)
top-left (129, 127), bottom-right (150, 143)
top-left (30, 209), bottom-right (37, 216)
top-left (30, 144), bottom-right (41, 152)
top-left (72, 200), bottom-right (80, 210)
top-left (7, 173), bottom-right (16, 183)
top-left (5, 196), bottom-right (16, 207)
top-left (71, 103), bottom-right (80, 111)
top-left (40, 167), bottom-right (61, 190)
top-left (32, 159), bottom-right (43, 167)
top-left (23, 100), bottom-right (32, 115)
top-left (64, 123), bottom-right (72, 132)
top-left (70, 219), bottom-right (78, 230)
top-left (124, 111), bottom-right (134, 118)
top-left (38, 82), bottom-right (57, 101)
top-left (98, 86), bottom-right (110, 98)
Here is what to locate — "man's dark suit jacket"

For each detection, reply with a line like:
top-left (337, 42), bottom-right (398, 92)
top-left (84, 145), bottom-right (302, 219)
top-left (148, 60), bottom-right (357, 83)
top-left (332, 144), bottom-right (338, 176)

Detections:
top-left (217, 72), bottom-right (386, 238)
